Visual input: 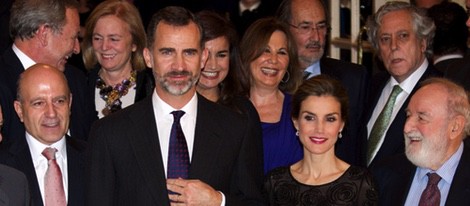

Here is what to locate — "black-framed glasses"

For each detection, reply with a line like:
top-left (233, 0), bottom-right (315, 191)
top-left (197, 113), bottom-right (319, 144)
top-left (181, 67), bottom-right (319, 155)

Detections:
top-left (289, 22), bottom-right (330, 35)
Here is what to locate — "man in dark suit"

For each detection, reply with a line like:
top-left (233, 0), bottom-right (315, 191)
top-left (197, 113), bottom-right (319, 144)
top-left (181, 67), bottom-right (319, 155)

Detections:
top-left (86, 6), bottom-right (264, 205)
top-left (371, 78), bottom-right (470, 206)
top-left (0, 63), bottom-right (86, 206)
top-left (0, 0), bottom-right (95, 142)
top-left (428, 2), bottom-right (468, 73)
top-left (442, 0), bottom-right (470, 92)
top-left (277, 0), bottom-right (369, 165)
top-left (363, 1), bottom-right (441, 167)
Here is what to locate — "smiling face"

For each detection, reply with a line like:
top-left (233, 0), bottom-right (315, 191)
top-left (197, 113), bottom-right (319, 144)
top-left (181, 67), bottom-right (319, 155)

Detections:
top-left (377, 9), bottom-right (426, 83)
top-left (92, 15), bottom-right (136, 73)
top-left (144, 22), bottom-right (207, 101)
top-left (198, 36), bottom-right (230, 91)
top-left (43, 8), bottom-right (81, 71)
top-left (404, 84), bottom-right (453, 169)
top-left (249, 30), bottom-right (289, 89)
top-left (293, 95), bottom-right (344, 155)
top-left (14, 65), bottom-right (71, 145)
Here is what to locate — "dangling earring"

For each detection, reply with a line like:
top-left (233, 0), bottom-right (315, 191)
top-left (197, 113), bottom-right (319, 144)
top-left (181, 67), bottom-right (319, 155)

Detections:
top-left (295, 130), bottom-right (299, 136)
top-left (338, 131), bottom-right (342, 138)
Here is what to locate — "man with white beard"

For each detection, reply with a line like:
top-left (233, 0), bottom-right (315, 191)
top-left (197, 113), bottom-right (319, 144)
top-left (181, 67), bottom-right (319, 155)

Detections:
top-left (370, 77), bottom-right (470, 206)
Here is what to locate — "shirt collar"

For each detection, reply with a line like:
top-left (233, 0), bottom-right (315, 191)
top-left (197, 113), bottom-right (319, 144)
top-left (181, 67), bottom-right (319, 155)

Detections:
top-left (25, 132), bottom-right (67, 163)
top-left (416, 142), bottom-right (464, 184)
top-left (434, 54), bottom-right (463, 65)
top-left (389, 58), bottom-right (428, 95)
top-left (239, 1), bottom-right (261, 14)
top-left (304, 61), bottom-right (321, 77)
top-left (12, 44), bottom-right (36, 70)
top-left (152, 90), bottom-right (198, 120)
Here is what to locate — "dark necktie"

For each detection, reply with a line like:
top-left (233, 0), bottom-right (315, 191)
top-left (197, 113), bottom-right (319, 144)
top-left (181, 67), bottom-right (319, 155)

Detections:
top-left (418, 173), bottom-right (441, 206)
top-left (367, 85), bottom-right (402, 165)
top-left (167, 110), bottom-right (190, 179)
top-left (303, 71), bottom-right (311, 80)
top-left (42, 147), bottom-right (66, 206)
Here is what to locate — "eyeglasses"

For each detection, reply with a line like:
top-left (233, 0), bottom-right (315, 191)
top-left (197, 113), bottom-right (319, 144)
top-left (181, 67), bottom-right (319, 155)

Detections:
top-left (289, 22), bottom-right (330, 35)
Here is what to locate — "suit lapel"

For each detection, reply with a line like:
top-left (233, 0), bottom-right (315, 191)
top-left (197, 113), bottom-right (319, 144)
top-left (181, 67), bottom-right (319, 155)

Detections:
top-left (189, 95), bottom-right (223, 180)
top-left (9, 137), bottom-right (44, 206)
top-left (65, 137), bottom-right (85, 206)
top-left (126, 97), bottom-right (169, 204)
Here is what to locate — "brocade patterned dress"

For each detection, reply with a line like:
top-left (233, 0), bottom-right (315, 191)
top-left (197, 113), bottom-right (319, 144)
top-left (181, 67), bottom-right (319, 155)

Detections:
top-left (264, 165), bottom-right (378, 206)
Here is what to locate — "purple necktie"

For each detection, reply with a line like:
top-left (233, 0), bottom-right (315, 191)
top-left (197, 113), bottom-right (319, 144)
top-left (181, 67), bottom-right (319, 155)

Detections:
top-left (418, 173), bottom-right (441, 206)
top-left (42, 147), bottom-right (66, 206)
top-left (167, 110), bottom-right (190, 179)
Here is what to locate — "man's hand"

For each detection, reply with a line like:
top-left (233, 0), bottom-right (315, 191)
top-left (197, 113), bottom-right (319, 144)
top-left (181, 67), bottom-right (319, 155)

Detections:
top-left (167, 178), bottom-right (222, 206)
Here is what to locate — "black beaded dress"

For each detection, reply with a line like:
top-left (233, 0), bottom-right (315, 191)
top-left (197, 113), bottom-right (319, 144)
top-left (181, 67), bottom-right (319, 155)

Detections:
top-left (264, 165), bottom-right (378, 206)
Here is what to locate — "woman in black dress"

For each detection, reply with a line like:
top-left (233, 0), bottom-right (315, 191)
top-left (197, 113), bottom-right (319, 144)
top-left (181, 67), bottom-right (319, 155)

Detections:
top-left (264, 75), bottom-right (378, 205)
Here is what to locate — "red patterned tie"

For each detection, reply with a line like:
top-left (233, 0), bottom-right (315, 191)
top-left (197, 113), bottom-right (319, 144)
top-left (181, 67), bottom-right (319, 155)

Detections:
top-left (42, 147), bottom-right (66, 206)
top-left (418, 173), bottom-right (441, 206)
top-left (167, 111), bottom-right (190, 179)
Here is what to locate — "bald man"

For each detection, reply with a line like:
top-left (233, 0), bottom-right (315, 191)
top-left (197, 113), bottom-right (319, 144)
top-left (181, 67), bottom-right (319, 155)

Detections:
top-left (0, 63), bottom-right (86, 206)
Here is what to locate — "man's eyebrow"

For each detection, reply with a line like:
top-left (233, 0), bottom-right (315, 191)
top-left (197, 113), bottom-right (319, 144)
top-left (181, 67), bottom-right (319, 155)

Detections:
top-left (158, 47), bottom-right (175, 52)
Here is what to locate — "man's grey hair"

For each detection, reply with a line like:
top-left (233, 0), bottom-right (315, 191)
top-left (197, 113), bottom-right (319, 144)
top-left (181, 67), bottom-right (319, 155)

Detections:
top-left (366, 1), bottom-right (435, 58)
top-left (10, 0), bottom-right (79, 40)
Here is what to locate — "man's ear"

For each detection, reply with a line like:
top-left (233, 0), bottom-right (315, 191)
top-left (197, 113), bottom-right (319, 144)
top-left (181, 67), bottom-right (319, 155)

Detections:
top-left (420, 38), bottom-right (427, 53)
top-left (37, 24), bottom-right (50, 47)
top-left (14, 101), bottom-right (24, 122)
top-left (143, 48), bottom-right (153, 68)
top-left (200, 48), bottom-right (209, 69)
top-left (69, 93), bottom-right (73, 113)
top-left (450, 115), bottom-right (466, 140)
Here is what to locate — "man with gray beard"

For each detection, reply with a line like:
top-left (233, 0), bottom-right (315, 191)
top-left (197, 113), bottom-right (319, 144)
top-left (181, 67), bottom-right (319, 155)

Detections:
top-left (370, 78), bottom-right (470, 206)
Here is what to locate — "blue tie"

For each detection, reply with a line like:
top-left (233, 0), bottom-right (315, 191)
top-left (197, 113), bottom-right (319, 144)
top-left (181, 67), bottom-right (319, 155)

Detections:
top-left (167, 110), bottom-right (190, 179)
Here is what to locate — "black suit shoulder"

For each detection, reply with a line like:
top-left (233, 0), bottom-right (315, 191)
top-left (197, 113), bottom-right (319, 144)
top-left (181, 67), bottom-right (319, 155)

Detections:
top-left (445, 56), bottom-right (470, 91)
top-left (320, 57), bottom-right (368, 77)
top-left (369, 153), bottom-right (415, 206)
top-left (446, 141), bottom-right (470, 205)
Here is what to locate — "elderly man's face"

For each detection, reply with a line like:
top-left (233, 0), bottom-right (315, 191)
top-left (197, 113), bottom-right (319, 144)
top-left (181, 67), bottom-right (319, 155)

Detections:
top-left (14, 65), bottom-right (71, 145)
top-left (378, 9), bottom-right (427, 83)
top-left (404, 84), bottom-right (452, 169)
top-left (289, 0), bottom-right (327, 69)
